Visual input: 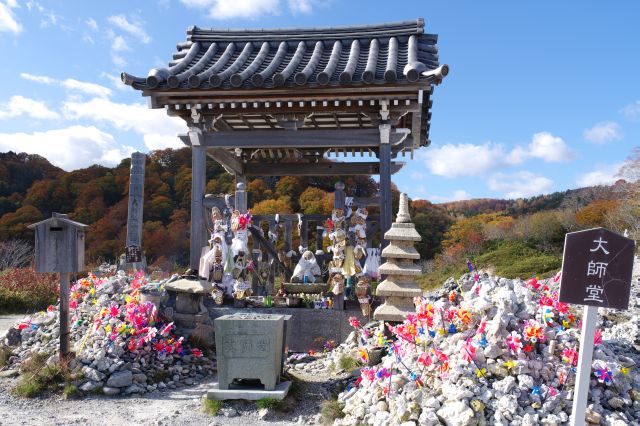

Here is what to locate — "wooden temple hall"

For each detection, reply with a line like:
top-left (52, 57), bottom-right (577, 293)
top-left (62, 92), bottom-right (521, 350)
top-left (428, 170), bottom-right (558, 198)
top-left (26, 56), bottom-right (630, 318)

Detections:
top-left (122, 19), bottom-right (448, 273)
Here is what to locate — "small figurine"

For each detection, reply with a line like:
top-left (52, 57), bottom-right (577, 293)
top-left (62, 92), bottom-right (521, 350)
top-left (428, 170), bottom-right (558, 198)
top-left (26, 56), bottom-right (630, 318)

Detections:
top-left (330, 273), bottom-right (344, 295)
top-left (292, 250), bottom-right (322, 283)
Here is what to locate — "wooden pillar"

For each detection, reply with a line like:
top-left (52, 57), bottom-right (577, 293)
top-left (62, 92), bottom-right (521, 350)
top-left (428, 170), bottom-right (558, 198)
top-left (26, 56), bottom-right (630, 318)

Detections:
top-left (316, 224), bottom-right (324, 254)
top-left (252, 248), bottom-right (261, 295)
top-left (299, 217), bottom-right (308, 252)
top-left (268, 220), bottom-right (277, 294)
top-left (59, 272), bottom-right (70, 357)
top-left (379, 123), bottom-right (392, 248)
top-left (235, 175), bottom-right (247, 212)
top-left (284, 220), bottom-right (293, 282)
top-left (190, 146), bottom-right (206, 271)
top-left (333, 181), bottom-right (345, 310)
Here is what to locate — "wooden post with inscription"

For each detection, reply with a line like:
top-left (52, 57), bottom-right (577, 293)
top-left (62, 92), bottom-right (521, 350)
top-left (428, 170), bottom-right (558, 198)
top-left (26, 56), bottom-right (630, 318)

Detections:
top-left (124, 152), bottom-right (146, 271)
top-left (559, 227), bottom-right (635, 426)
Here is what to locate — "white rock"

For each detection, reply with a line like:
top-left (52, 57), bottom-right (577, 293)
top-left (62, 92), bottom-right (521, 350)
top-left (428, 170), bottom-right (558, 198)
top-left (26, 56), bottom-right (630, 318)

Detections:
top-left (436, 400), bottom-right (477, 426)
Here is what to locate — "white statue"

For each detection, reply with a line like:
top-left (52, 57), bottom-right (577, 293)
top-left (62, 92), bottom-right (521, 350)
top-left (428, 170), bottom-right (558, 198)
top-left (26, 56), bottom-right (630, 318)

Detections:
top-left (292, 250), bottom-right (322, 283)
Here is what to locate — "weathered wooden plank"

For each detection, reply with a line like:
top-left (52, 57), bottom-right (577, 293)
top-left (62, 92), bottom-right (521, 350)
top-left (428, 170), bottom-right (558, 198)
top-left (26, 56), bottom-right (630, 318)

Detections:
top-left (207, 148), bottom-right (243, 175)
top-left (179, 128), bottom-right (408, 149)
top-left (299, 218), bottom-right (308, 251)
top-left (190, 146), bottom-right (207, 270)
top-left (243, 161), bottom-right (404, 176)
top-left (379, 125), bottom-right (392, 248)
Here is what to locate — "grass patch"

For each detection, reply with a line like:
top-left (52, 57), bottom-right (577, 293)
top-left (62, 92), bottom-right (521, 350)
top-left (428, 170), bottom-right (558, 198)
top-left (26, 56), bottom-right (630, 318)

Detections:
top-left (152, 370), bottom-right (170, 383)
top-left (63, 384), bottom-right (79, 399)
top-left (338, 355), bottom-right (362, 372)
top-left (202, 398), bottom-right (223, 416)
top-left (256, 397), bottom-right (283, 411)
top-left (320, 399), bottom-right (345, 424)
top-left (475, 240), bottom-right (561, 279)
top-left (416, 264), bottom-right (467, 291)
top-left (0, 346), bottom-right (13, 368)
top-left (13, 353), bottom-right (74, 398)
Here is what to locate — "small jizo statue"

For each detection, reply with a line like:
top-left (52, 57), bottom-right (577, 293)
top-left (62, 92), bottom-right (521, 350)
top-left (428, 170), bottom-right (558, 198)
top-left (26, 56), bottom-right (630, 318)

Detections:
top-left (292, 250), bottom-right (322, 283)
top-left (330, 273), bottom-right (344, 295)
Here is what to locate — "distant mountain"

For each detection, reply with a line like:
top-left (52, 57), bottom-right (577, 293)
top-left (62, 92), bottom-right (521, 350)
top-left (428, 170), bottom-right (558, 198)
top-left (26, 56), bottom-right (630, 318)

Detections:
top-left (438, 183), bottom-right (626, 218)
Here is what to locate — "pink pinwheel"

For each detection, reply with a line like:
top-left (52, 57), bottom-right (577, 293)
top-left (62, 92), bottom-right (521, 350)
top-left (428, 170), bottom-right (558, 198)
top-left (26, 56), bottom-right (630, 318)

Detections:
top-left (562, 347), bottom-right (578, 366)
top-left (191, 348), bottom-right (203, 358)
top-left (594, 366), bottom-right (613, 385)
top-left (361, 367), bottom-right (375, 381)
top-left (462, 338), bottom-right (476, 363)
top-left (506, 331), bottom-right (523, 354)
top-left (417, 352), bottom-right (432, 367)
top-left (348, 317), bottom-right (360, 329)
top-left (69, 299), bottom-right (78, 310)
top-left (594, 329), bottom-right (602, 345)
top-left (160, 322), bottom-right (174, 336)
top-left (108, 305), bottom-right (120, 318)
top-left (476, 320), bottom-right (487, 335)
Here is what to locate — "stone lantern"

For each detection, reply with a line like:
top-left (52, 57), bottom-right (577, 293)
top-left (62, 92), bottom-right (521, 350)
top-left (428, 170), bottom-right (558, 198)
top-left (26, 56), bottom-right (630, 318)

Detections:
top-left (373, 193), bottom-right (422, 322)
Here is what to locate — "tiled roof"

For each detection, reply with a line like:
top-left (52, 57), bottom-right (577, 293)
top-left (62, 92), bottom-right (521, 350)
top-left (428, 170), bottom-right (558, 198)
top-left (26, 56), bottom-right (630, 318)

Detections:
top-left (121, 19), bottom-right (445, 91)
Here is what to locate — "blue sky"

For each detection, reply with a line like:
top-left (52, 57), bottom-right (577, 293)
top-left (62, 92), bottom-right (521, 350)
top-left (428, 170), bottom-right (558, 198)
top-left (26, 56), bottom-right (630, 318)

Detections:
top-left (1, 0), bottom-right (639, 202)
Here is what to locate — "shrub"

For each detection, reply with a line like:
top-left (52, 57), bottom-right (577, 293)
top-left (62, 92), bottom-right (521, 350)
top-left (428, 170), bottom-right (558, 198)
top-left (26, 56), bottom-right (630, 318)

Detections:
top-left (13, 352), bottom-right (74, 398)
top-left (0, 268), bottom-right (58, 314)
top-left (0, 346), bottom-right (12, 368)
top-left (320, 399), bottom-right (345, 424)
top-left (256, 397), bottom-right (283, 411)
top-left (475, 240), bottom-right (561, 279)
top-left (338, 355), bottom-right (361, 372)
top-left (63, 384), bottom-right (79, 399)
top-left (202, 398), bottom-right (223, 416)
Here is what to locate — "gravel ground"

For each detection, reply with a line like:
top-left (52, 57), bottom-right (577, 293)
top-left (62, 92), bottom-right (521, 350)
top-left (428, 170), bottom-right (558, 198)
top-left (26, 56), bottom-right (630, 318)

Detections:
top-left (0, 368), bottom-right (336, 426)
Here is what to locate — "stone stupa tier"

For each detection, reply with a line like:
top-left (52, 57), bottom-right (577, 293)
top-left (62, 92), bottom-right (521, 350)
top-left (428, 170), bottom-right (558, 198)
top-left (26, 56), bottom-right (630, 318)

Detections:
top-left (374, 193), bottom-right (423, 322)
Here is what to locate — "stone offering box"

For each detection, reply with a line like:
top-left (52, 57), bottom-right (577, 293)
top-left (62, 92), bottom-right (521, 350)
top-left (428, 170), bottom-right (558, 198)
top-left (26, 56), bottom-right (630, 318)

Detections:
top-left (214, 313), bottom-right (289, 391)
top-left (28, 213), bottom-right (88, 273)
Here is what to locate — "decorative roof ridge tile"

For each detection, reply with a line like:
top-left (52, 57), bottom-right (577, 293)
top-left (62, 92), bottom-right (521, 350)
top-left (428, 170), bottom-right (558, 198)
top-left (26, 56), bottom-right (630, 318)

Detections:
top-left (187, 19), bottom-right (425, 42)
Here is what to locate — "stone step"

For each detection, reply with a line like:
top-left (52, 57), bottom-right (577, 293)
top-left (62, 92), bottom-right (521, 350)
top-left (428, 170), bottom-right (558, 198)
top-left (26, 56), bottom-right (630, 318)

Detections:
top-left (383, 223), bottom-right (421, 241)
top-left (375, 279), bottom-right (423, 297)
top-left (373, 300), bottom-right (416, 322)
top-left (378, 261), bottom-right (422, 276)
top-left (381, 243), bottom-right (420, 259)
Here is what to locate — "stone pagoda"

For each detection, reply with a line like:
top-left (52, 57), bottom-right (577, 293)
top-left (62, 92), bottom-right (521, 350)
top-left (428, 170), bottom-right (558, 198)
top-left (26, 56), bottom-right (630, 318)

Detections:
top-left (374, 193), bottom-right (422, 322)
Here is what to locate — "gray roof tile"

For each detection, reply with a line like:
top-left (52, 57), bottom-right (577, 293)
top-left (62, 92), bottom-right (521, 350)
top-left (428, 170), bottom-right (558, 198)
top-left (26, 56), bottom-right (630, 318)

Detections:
top-left (122, 19), bottom-right (442, 91)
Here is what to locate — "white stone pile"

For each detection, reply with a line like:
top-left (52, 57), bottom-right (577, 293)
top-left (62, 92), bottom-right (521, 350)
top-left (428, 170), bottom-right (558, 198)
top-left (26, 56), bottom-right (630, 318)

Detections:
top-left (1, 270), bottom-right (215, 396)
top-left (327, 273), bottom-right (640, 426)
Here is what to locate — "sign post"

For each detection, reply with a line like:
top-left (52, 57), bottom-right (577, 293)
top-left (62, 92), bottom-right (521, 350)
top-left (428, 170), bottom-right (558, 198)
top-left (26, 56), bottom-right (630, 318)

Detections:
top-left (559, 227), bottom-right (635, 426)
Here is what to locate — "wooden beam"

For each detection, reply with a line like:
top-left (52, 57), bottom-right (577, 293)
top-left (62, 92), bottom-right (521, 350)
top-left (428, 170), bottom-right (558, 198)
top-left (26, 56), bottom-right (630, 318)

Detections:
top-left (243, 161), bottom-right (404, 176)
top-left (179, 128), bottom-right (408, 149)
top-left (190, 146), bottom-right (207, 271)
top-left (207, 148), bottom-right (243, 175)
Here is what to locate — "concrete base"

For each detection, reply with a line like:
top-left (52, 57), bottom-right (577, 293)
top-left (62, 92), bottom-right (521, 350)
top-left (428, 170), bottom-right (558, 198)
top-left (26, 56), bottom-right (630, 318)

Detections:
top-left (206, 381), bottom-right (291, 401)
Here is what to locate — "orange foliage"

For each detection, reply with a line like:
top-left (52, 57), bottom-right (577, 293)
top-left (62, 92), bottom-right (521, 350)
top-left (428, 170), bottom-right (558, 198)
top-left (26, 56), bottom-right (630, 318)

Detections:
top-left (575, 199), bottom-right (621, 227)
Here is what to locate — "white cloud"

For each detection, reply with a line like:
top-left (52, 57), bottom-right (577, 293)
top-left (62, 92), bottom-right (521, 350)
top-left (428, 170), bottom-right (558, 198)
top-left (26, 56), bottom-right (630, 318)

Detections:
top-left (583, 121), bottom-right (623, 144)
top-left (576, 163), bottom-right (623, 187)
top-left (419, 142), bottom-right (506, 178)
top-left (428, 190), bottom-right (472, 203)
top-left (0, 95), bottom-right (59, 120)
top-left (86, 17), bottom-right (98, 31)
top-left (19, 73), bottom-right (112, 98)
top-left (20, 72), bottom-right (55, 84)
top-left (0, 0), bottom-right (22, 33)
top-left (0, 125), bottom-right (135, 170)
top-left (487, 171), bottom-right (553, 199)
top-left (288, 0), bottom-right (312, 13)
top-left (620, 101), bottom-right (640, 120)
top-left (421, 131), bottom-right (573, 178)
top-left (451, 190), bottom-right (472, 201)
top-left (527, 131), bottom-right (574, 162)
top-left (62, 97), bottom-right (187, 151)
top-left (107, 14), bottom-right (151, 43)
top-left (179, 0), bottom-right (281, 19)
top-left (61, 79), bottom-right (111, 98)
top-left (111, 35), bottom-right (129, 52)
top-left (101, 72), bottom-right (127, 91)
top-left (143, 134), bottom-right (184, 150)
